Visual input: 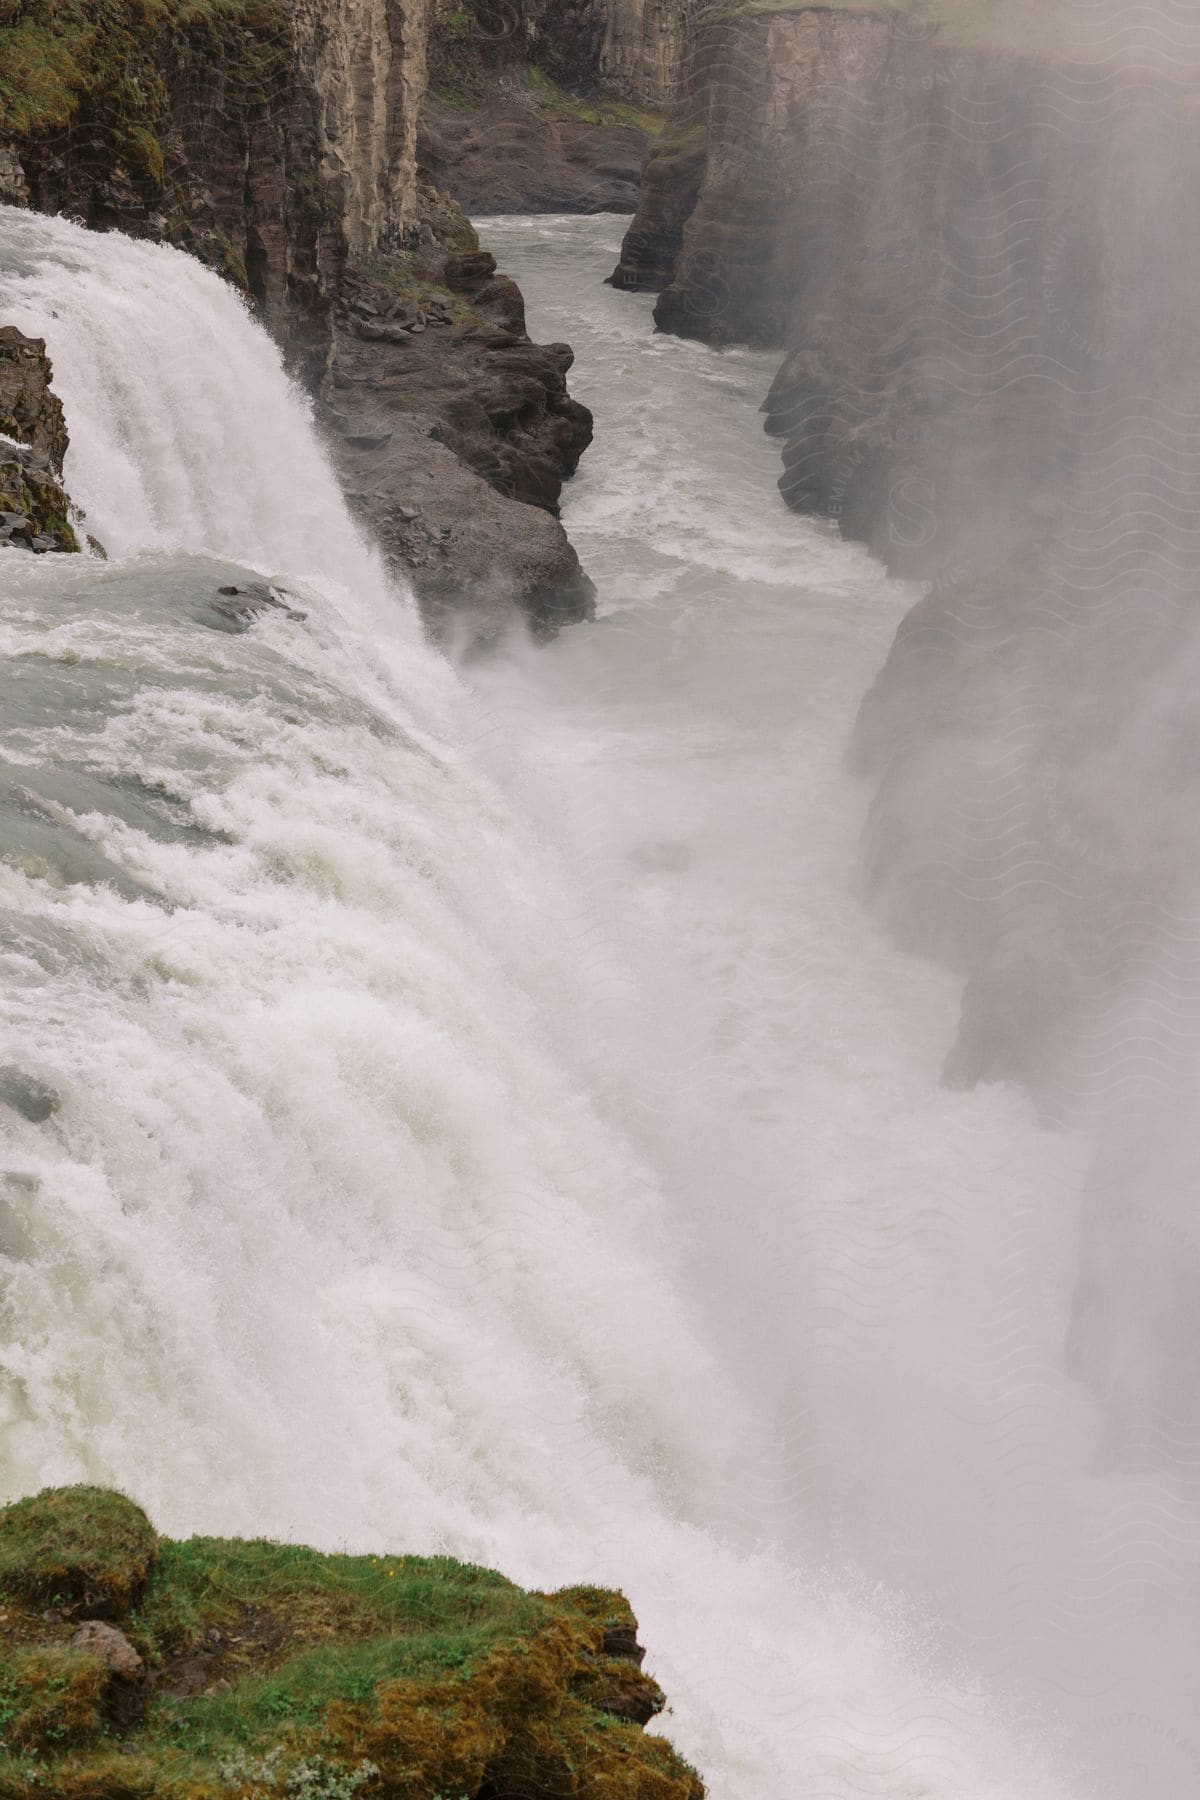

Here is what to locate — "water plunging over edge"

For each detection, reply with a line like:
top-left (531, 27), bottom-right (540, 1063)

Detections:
top-left (0, 202), bottom-right (1180, 1797)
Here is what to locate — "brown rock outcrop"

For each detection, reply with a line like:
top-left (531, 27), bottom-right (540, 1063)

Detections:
top-left (324, 188), bottom-right (595, 643)
top-left (420, 96), bottom-right (650, 215)
top-left (0, 323), bottom-right (68, 468)
top-left (0, 326), bottom-right (81, 553)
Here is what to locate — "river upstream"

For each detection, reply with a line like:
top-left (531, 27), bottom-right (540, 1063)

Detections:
top-left (0, 205), bottom-right (1193, 1797)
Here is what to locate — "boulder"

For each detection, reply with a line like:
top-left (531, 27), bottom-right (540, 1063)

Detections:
top-left (71, 1620), bottom-right (147, 1725)
top-left (0, 1487), bottom-right (158, 1618)
top-left (0, 1066), bottom-right (61, 1123)
top-left (71, 1621), bottom-right (144, 1683)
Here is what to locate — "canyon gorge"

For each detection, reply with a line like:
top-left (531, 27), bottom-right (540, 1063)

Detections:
top-left (613, 4), bottom-right (1200, 1430)
top-left (2, 2), bottom-right (1199, 1796)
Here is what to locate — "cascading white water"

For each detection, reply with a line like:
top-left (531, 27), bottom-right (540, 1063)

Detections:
top-left (0, 202), bottom-right (1184, 1797)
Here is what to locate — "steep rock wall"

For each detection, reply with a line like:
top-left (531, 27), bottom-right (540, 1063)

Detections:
top-left (292, 0), bottom-right (428, 260)
top-left (599, 0), bottom-right (699, 108)
top-left (429, 0), bottom-right (694, 108)
top-left (421, 0), bottom-right (696, 217)
top-left (0, 326), bottom-right (80, 552)
top-left (614, 0), bottom-right (1200, 592)
top-left (0, 0), bottom-right (434, 357)
top-left (616, 3), bottom-right (1200, 1097)
top-left (611, 3), bottom-right (823, 343)
top-left (614, 1), bottom-right (1200, 1427)
top-left (0, 0), bottom-right (333, 361)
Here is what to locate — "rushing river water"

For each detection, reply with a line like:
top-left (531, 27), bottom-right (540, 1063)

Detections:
top-left (0, 204), bottom-right (1193, 1797)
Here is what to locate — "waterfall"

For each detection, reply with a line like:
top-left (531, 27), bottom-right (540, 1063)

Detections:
top-left (0, 202), bottom-right (1164, 1797)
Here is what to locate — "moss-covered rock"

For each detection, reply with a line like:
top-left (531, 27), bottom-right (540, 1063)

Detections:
top-left (0, 0), bottom-right (290, 171)
top-left (0, 1489), bottom-right (704, 1800)
top-left (0, 1488), bottom-right (157, 1617)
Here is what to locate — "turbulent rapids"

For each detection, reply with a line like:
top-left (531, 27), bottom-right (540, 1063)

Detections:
top-left (0, 204), bottom-right (1195, 1798)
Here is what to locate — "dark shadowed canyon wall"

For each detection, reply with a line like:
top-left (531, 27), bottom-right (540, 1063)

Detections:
top-left (429, 0), bottom-right (696, 107)
top-left (617, 0), bottom-right (1200, 1105)
top-left (421, 0), bottom-right (697, 216)
top-left (615, 0), bottom-right (1200, 1434)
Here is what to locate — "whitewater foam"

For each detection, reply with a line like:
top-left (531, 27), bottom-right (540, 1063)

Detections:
top-left (0, 202), bottom-right (1167, 1796)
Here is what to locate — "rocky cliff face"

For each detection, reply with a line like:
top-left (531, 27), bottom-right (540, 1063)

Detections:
top-left (1, 1), bottom-right (329, 365)
top-left (836, 50), bottom-right (1200, 1113)
top-left (421, 0), bottom-right (693, 217)
top-left (0, 0), bottom-right (438, 352)
top-left (292, 0), bottom-right (428, 260)
top-left (0, 0), bottom-right (594, 640)
top-left (0, 326), bottom-right (81, 553)
top-left (499, 0), bottom-right (697, 107)
top-left (616, 1), bottom-right (1200, 1423)
top-left (616, 2), bottom-right (1200, 1098)
top-left (429, 0), bottom-right (693, 108)
top-left (599, 0), bottom-right (698, 108)
top-left (611, 2), bottom-right (805, 342)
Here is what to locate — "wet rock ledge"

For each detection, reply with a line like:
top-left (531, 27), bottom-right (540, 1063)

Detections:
top-left (0, 327), bottom-right (80, 555)
top-left (324, 188), bottom-right (596, 648)
top-left (0, 1486), bottom-right (703, 1800)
